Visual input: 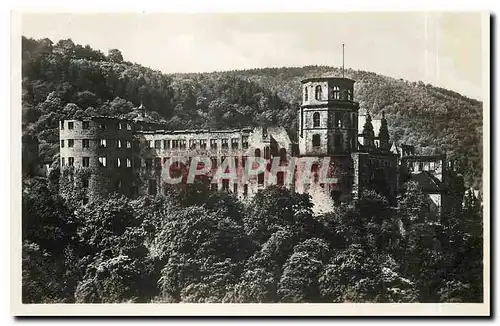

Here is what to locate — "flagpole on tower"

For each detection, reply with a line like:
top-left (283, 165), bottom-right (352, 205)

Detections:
top-left (342, 43), bottom-right (345, 78)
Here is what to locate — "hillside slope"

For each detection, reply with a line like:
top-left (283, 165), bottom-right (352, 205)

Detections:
top-left (21, 37), bottom-right (483, 188)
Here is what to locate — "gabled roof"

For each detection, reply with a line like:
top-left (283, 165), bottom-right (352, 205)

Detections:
top-left (410, 171), bottom-right (442, 192)
top-left (390, 142), bottom-right (400, 155)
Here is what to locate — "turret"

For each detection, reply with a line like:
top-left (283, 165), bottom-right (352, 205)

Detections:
top-left (362, 111), bottom-right (375, 148)
top-left (378, 111), bottom-right (390, 150)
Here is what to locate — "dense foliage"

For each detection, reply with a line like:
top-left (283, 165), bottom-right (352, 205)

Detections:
top-left (22, 177), bottom-right (483, 303)
top-left (21, 37), bottom-right (482, 188)
top-left (21, 37), bottom-right (484, 303)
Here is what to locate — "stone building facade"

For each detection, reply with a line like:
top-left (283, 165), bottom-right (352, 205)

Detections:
top-left (395, 144), bottom-right (465, 219)
top-left (297, 77), bottom-right (399, 210)
top-left (58, 115), bottom-right (295, 204)
top-left (57, 75), bottom-right (463, 215)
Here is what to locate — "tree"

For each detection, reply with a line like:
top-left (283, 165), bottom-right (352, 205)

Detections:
top-left (318, 244), bottom-right (383, 302)
top-left (277, 238), bottom-right (330, 302)
top-left (244, 186), bottom-right (317, 244)
top-left (22, 178), bottom-right (79, 303)
top-left (107, 49), bottom-right (124, 63)
top-left (156, 206), bottom-right (252, 302)
top-left (229, 229), bottom-right (296, 303)
top-left (73, 194), bottom-right (153, 302)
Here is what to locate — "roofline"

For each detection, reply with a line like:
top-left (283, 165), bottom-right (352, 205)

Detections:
top-left (301, 77), bottom-right (356, 84)
top-left (61, 117), bottom-right (166, 124)
top-left (401, 154), bottom-right (446, 160)
top-left (135, 128), bottom-right (254, 135)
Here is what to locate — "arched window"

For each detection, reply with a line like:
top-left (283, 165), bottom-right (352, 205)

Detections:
top-left (332, 86), bottom-right (340, 100)
top-left (313, 112), bottom-right (320, 127)
top-left (264, 146), bottom-right (271, 160)
top-left (254, 148), bottom-right (261, 157)
top-left (304, 87), bottom-right (308, 101)
top-left (312, 134), bottom-right (321, 147)
top-left (347, 88), bottom-right (353, 101)
top-left (315, 85), bottom-right (322, 100)
top-left (277, 171), bottom-right (285, 186)
top-left (279, 148), bottom-right (287, 164)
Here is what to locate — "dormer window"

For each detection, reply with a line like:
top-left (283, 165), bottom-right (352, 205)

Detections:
top-left (332, 86), bottom-right (340, 100)
top-left (315, 85), bottom-right (322, 100)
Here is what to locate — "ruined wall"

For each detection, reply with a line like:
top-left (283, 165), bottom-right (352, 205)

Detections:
top-left (59, 117), bottom-right (138, 201)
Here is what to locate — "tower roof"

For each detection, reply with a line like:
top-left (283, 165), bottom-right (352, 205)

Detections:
top-left (301, 76), bottom-right (355, 84)
top-left (358, 114), bottom-right (381, 135)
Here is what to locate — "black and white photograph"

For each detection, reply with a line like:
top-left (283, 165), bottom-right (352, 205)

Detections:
top-left (10, 9), bottom-right (490, 316)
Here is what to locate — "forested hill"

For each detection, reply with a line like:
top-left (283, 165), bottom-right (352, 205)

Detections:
top-left (21, 37), bottom-right (482, 188)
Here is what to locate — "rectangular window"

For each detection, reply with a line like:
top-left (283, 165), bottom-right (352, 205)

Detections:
top-left (242, 156), bottom-right (247, 168)
top-left (126, 141), bottom-right (131, 148)
top-left (126, 123), bottom-right (132, 131)
top-left (221, 139), bottom-right (229, 149)
top-left (117, 122), bottom-right (122, 130)
top-left (200, 139), bottom-right (207, 149)
top-left (222, 179), bottom-right (230, 191)
top-left (233, 183), bottom-right (238, 194)
top-left (68, 139), bottom-right (74, 148)
top-left (334, 135), bottom-right (341, 147)
top-left (145, 158), bottom-right (153, 169)
top-left (211, 157), bottom-right (218, 169)
top-left (60, 140), bottom-right (64, 148)
top-left (180, 139), bottom-right (186, 149)
top-left (60, 122), bottom-right (64, 130)
top-left (82, 178), bottom-right (89, 188)
top-left (61, 157), bottom-right (65, 166)
top-left (155, 157), bottom-right (162, 169)
top-left (116, 158), bottom-right (121, 167)
top-left (99, 123), bottom-right (106, 130)
top-left (68, 122), bottom-right (74, 130)
top-left (164, 140), bottom-right (170, 149)
top-left (155, 140), bottom-right (161, 149)
top-left (117, 140), bottom-right (122, 148)
top-left (148, 179), bottom-right (157, 195)
top-left (146, 140), bottom-right (153, 149)
top-left (99, 139), bottom-right (107, 148)
top-left (126, 158), bottom-right (132, 168)
top-left (172, 140), bottom-right (179, 149)
top-left (98, 156), bottom-right (107, 167)
top-left (243, 184), bottom-right (248, 197)
top-left (82, 139), bottom-right (90, 148)
top-left (231, 138), bottom-right (239, 150)
top-left (210, 139), bottom-right (217, 150)
top-left (82, 157), bottom-right (90, 167)
top-left (82, 121), bottom-right (90, 130)
top-left (189, 139), bottom-right (197, 149)
top-left (68, 157), bottom-right (74, 166)
top-left (242, 136), bottom-right (249, 149)
top-left (258, 172), bottom-right (264, 185)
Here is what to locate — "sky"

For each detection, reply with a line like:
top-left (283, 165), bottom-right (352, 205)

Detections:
top-left (21, 12), bottom-right (484, 100)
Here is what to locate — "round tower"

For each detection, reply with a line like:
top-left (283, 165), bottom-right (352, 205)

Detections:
top-left (59, 117), bottom-right (136, 202)
top-left (298, 77), bottom-right (359, 156)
